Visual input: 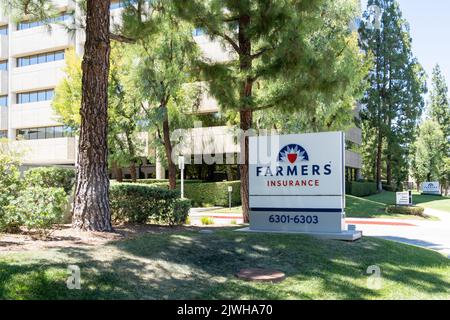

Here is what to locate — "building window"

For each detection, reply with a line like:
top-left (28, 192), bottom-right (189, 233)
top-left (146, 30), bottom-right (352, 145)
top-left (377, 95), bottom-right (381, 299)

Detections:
top-left (0, 25), bottom-right (8, 35)
top-left (110, 0), bottom-right (137, 10)
top-left (0, 95), bottom-right (7, 107)
top-left (17, 50), bottom-right (65, 67)
top-left (17, 13), bottom-right (72, 30)
top-left (0, 130), bottom-right (7, 139)
top-left (17, 89), bottom-right (54, 104)
top-left (0, 60), bottom-right (7, 71)
top-left (16, 125), bottom-right (73, 140)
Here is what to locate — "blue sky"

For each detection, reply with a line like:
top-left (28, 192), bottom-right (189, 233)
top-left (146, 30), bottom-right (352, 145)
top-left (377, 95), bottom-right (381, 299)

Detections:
top-left (361, 0), bottom-right (450, 100)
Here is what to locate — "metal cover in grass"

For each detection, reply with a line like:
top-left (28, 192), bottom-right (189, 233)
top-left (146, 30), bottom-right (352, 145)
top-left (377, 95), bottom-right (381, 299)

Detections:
top-left (236, 268), bottom-right (285, 283)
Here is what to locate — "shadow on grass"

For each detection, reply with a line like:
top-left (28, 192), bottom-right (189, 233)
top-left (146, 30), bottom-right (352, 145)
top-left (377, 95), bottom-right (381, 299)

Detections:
top-left (0, 227), bottom-right (449, 299)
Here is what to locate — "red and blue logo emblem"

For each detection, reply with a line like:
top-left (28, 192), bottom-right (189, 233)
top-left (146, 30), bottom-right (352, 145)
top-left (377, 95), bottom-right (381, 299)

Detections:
top-left (278, 144), bottom-right (309, 164)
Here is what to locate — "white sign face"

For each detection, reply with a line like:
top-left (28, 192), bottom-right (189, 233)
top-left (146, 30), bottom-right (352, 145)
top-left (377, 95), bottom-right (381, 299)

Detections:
top-left (422, 182), bottom-right (440, 195)
top-left (248, 132), bottom-right (345, 233)
top-left (396, 191), bottom-right (411, 206)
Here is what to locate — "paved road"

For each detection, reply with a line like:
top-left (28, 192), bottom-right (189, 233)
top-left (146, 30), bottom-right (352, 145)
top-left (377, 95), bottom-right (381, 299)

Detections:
top-left (189, 207), bottom-right (450, 258)
top-left (350, 208), bottom-right (450, 258)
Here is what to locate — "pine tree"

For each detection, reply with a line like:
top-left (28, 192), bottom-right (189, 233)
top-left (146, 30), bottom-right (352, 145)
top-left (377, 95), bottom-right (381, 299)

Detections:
top-left (428, 64), bottom-right (450, 192)
top-left (359, 0), bottom-right (426, 191)
top-left (117, 2), bottom-right (200, 190)
top-left (174, 0), bottom-right (365, 221)
top-left (411, 120), bottom-right (445, 185)
top-left (429, 65), bottom-right (450, 140)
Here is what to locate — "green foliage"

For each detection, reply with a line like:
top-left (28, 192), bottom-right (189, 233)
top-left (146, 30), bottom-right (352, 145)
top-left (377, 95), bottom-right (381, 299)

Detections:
top-left (176, 0), bottom-right (366, 115)
top-left (1, 154), bottom-right (71, 234)
top-left (410, 120), bottom-right (446, 184)
top-left (346, 181), bottom-right (377, 197)
top-left (428, 64), bottom-right (450, 192)
top-left (359, 0), bottom-right (427, 189)
top-left (0, 154), bottom-right (23, 232)
top-left (109, 183), bottom-right (191, 226)
top-left (147, 180), bottom-right (241, 207)
top-left (122, 179), bottom-right (203, 184)
top-left (200, 217), bottom-right (214, 225)
top-left (52, 49), bottom-right (82, 131)
top-left (9, 187), bottom-right (67, 235)
top-left (24, 167), bottom-right (75, 194)
top-left (120, 8), bottom-right (200, 187)
top-left (52, 47), bottom-right (144, 177)
top-left (429, 65), bottom-right (450, 139)
top-left (385, 205), bottom-right (425, 217)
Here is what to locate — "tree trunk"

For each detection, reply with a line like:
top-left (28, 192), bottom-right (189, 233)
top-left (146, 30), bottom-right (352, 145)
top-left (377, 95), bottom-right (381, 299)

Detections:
top-left (376, 128), bottom-right (383, 192)
top-left (112, 161), bottom-right (123, 182)
top-left (386, 153), bottom-right (392, 186)
top-left (240, 110), bottom-right (252, 223)
top-left (129, 162), bottom-right (137, 182)
top-left (238, 14), bottom-right (252, 223)
top-left (125, 133), bottom-right (137, 183)
top-left (72, 0), bottom-right (112, 232)
top-left (226, 165), bottom-right (233, 181)
top-left (162, 108), bottom-right (177, 190)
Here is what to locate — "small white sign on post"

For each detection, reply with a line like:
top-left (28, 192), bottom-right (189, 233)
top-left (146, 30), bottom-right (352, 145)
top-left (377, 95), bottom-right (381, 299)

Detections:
top-left (178, 156), bottom-right (185, 199)
top-left (422, 182), bottom-right (441, 195)
top-left (228, 186), bottom-right (233, 209)
top-left (396, 191), bottom-right (412, 206)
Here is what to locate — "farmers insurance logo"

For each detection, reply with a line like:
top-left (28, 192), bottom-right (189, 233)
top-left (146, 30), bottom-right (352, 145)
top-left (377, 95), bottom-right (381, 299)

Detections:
top-left (278, 144), bottom-right (309, 164)
top-left (256, 143), bottom-right (332, 187)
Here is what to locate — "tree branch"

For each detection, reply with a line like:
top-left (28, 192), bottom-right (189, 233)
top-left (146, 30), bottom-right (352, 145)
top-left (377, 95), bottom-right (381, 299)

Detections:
top-left (110, 32), bottom-right (136, 44)
top-left (250, 47), bottom-right (270, 60)
top-left (218, 33), bottom-right (241, 54)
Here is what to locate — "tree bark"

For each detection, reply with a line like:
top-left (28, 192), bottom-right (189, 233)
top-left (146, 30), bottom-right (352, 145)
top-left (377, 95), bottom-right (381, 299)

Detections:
top-left (240, 110), bottom-right (252, 222)
top-left (386, 153), bottom-right (392, 186)
top-left (129, 162), bottom-right (137, 182)
top-left (162, 107), bottom-right (177, 190)
top-left (125, 132), bottom-right (137, 182)
top-left (72, 0), bottom-right (112, 232)
top-left (376, 128), bottom-right (383, 192)
top-left (238, 14), bottom-right (252, 223)
top-left (112, 161), bottom-right (123, 182)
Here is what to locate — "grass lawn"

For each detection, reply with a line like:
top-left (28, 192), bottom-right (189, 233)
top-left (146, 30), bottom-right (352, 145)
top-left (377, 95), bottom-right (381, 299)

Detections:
top-left (206, 194), bottom-right (443, 220)
top-left (0, 228), bottom-right (449, 300)
top-left (365, 192), bottom-right (450, 214)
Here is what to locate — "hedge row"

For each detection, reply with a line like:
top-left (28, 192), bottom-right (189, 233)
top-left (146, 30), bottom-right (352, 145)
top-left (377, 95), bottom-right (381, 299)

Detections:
top-left (121, 179), bottom-right (204, 185)
top-left (385, 205), bottom-right (425, 216)
top-left (345, 181), bottom-right (377, 197)
top-left (142, 180), bottom-right (242, 207)
top-left (109, 183), bottom-right (191, 226)
top-left (24, 167), bottom-right (75, 194)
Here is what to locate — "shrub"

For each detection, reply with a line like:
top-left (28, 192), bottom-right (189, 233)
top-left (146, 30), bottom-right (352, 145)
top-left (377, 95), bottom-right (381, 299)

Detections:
top-left (10, 187), bottom-right (67, 235)
top-left (109, 183), bottom-right (191, 226)
top-left (0, 154), bottom-right (23, 232)
top-left (148, 181), bottom-right (241, 207)
top-left (122, 179), bottom-right (203, 185)
top-left (161, 198), bottom-right (191, 226)
top-left (24, 167), bottom-right (75, 194)
top-left (200, 217), bottom-right (214, 225)
top-left (385, 205), bottom-right (425, 216)
top-left (128, 180), bottom-right (241, 207)
top-left (346, 181), bottom-right (377, 197)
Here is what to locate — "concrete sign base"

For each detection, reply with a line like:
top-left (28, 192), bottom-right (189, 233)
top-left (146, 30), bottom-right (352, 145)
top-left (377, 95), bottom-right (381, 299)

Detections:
top-left (235, 227), bottom-right (362, 241)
